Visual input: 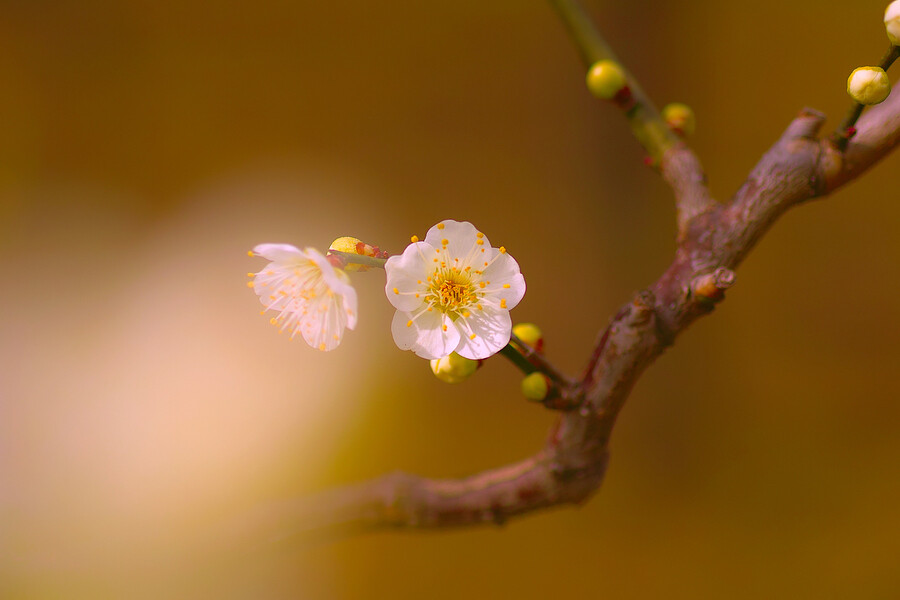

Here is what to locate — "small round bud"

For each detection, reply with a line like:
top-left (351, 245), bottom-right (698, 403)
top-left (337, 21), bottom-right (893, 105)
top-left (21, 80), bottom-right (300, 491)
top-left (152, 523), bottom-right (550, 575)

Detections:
top-left (520, 372), bottom-right (550, 402)
top-left (512, 323), bottom-right (544, 353)
top-left (430, 353), bottom-right (479, 384)
top-left (847, 66), bottom-right (891, 105)
top-left (662, 103), bottom-right (696, 137)
top-left (585, 60), bottom-right (627, 100)
top-left (886, 0), bottom-right (900, 45)
top-left (329, 236), bottom-right (378, 272)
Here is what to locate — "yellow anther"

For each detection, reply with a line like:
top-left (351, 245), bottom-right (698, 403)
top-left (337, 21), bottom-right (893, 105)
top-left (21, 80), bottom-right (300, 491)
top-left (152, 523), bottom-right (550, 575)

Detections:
top-left (441, 238), bottom-right (448, 245)
top-left (436, 223), bottom-right (445, 230)
top-left (479, 282), bottom-right (486, 289)
top-left (500, 299), bottom-right (507, 309)
top-left (318, 343), bottom-right (326, 350)
top-left (246, 272), bottom-right (255, 277)
top-left (411, 235), bottom-right (419, 242)
top-left (499, 246), bottom-right (506, 254)
top-left (503, 283), bottom-right (511, 288)
top-left (476, 239), bottom-right (483, 245)
top-left (406, 320), bottom-right (413, 327)
top-left (247, 250), bottom-right (254, 257)
top-left (469, 333), bottom-right (476, 340)
top-left (393, 287), bottom-right (399, 294)
top-left (246, 281), bottom-right (255, 287)
top-left (270, 318), bottom-right (277, 325)
top-left (442, 324), bottom-right (448, 331)
top-left (415, 293), bottom-right (420, 298)
top-left (476, 232), bottom-right (484, 238)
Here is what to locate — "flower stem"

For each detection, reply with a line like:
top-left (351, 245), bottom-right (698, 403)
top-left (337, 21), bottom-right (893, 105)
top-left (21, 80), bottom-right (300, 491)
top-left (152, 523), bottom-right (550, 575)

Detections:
top-left (499, 342), bottom-right (538, 375)
top-left (548, 0), bottom-right (679, 161)
top-left (327, 250), bottom-right (387, 269)
top-left (833, 44), bottom-right (900, 151)
top-left (509, 332), bottom-right (573, 386)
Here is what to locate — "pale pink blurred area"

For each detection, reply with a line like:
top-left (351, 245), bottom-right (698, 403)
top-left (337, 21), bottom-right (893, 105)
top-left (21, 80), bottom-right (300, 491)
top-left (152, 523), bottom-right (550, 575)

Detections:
top-left (0, 167), bottom-right (394, 596)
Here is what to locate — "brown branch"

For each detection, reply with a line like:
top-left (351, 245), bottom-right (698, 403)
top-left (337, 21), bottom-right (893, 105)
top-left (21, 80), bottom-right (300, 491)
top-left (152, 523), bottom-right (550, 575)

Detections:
top-left (232, 9), bottom-right (900, 546)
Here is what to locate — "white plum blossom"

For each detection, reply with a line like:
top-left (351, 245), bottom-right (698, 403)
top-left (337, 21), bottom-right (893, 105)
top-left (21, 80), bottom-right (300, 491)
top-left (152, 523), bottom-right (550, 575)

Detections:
top-left (384, 220), bottom-right (526, 360)
top-left (248, 244), bottom-right (357, 351)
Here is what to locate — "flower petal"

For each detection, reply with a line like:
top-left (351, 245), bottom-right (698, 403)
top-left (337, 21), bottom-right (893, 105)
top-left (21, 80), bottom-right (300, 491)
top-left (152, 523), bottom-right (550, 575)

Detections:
top-left (454, 308), bottom-right (512, 360)
top-left (391, 309), bottom-right (460, 360)
top-left (252, 243), bottom-right (305, 263)
top-left (481, 252), bottom-right (526, 309)
top-left (306, 247), bottom-right (358, 329)
top-left (423, 220), bottom-right (488, 261)
top-left (384, 242), bottom-right (431, 311)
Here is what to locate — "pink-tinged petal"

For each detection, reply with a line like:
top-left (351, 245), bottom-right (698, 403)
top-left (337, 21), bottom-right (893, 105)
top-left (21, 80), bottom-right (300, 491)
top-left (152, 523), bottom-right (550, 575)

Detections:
top-left (423, 220), bottom-right (487, 261)
top-left (306, 247), bottom-right (357, 323)
top-left (391, 309), bottom-right (460, 360)
top-left (481, 253), bottom-right (526, 309)
top-left (298, 294), bottom-right (346, 351)
top-left (453, 309), bottom-right (512, 360)
top-left (252, 243), bottom-right (306, 263)
top-left (339, 283), bottom-right (358, 330)
top-left (384, 242), bottom-right (432, 311)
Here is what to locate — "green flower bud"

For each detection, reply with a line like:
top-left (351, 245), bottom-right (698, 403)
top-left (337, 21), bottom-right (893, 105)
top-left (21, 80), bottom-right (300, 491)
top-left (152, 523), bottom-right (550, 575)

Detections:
top-left (886, 0), bottom-right (900, 46)
top-left (585, 60), bottom-right (627, 100)
top-left (847, 66), bottom-right (891, 105)
top-left (520, 372), bottom-right (550, 402)
top-left (512, 323), bottom-right (544, 353)
top-left (662, 103), bottom-right (696, 137)
top-left (430, 352), bottom-right (479, 384)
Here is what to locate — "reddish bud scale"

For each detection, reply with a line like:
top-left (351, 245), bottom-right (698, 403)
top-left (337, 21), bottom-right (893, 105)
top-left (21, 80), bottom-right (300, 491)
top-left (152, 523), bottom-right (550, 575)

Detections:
top-left (612, 86), bottom-right (635, 110)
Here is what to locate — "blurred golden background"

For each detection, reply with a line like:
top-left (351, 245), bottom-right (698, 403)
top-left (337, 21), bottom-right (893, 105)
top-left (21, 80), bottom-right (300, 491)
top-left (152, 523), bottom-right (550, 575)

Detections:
top-left (1, 0), bottom-right (899, 597)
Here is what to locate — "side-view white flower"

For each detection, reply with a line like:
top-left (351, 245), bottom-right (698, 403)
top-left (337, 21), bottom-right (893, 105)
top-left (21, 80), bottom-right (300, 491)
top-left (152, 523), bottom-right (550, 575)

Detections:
top-left (248, 244), bottom-right (357, 351)
top-left (384, 220), bottom-right (526, 360)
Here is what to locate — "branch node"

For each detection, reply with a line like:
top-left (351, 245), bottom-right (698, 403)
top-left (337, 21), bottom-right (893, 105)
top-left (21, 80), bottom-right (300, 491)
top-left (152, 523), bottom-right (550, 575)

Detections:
top-left (784, 107), bottom-right (826, 140)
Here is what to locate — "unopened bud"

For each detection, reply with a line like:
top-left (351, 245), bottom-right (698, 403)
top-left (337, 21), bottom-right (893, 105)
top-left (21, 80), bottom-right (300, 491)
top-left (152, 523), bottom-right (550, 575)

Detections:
top-left (520, 372), bottom-right (550, 402)
top-left (586, 60), bottom-right (627, 100)
top-left (886, 0), bottom-right (900, 45)
top-left (662, 103), bottom-right (696, 137)
top-left (329, 236), bottom-right (379, 272)
top-left (430, 352), bottom-right (479, 384)
top-left (512, 323), bottom-right (544, 353)
top-left (847, 66), bottom-right (891, 105)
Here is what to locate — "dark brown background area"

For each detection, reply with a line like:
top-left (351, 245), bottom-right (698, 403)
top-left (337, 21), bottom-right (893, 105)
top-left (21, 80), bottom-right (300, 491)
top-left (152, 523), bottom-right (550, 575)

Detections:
top-left (1, 1), bottom-right (899, 597)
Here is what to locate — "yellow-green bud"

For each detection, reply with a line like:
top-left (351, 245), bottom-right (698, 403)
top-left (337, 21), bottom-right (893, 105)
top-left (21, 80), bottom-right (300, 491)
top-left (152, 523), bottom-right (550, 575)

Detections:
top-left (847, 66), bottom-right (891, 105)
top-left (886, 0), bottom-right (900, 45)
top-left (512, 323), bottom-right (544, 353)
top-left (662, 103), bottom-right (696, 137)
top-left (430, 352), bottom-right (479, 384)
top-left (585, 60), bottom-right (627, 100)
top-left (520, 372), bottom-right (549, 402)
top-left (329, 236), bottom-right (377, 272)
